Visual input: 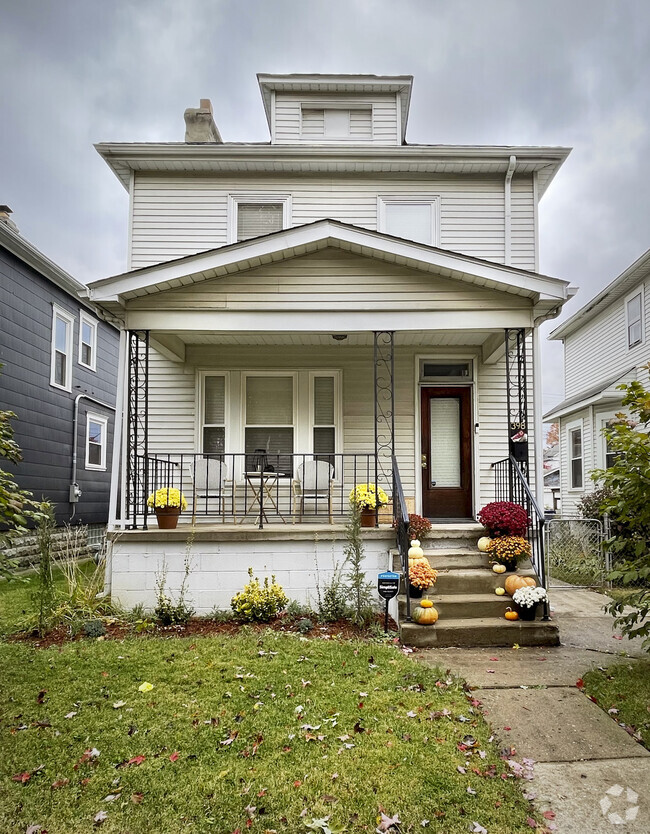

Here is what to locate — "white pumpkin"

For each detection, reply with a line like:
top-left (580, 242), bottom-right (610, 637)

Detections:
top-left (495, 587), bottom-right (506, 596)
top-left (408, 540), bottom-right (424, 559)
top-left (477, 536), bottom-right (492, 552)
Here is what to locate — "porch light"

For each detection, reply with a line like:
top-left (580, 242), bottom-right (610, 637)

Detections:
top-left (331, 334), bottom-right (348, 341)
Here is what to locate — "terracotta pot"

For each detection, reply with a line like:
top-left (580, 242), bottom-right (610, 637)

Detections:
top-left (154, 506), bottom-right (181, 530)
top-left (360, 508), bottom-right (376, 528)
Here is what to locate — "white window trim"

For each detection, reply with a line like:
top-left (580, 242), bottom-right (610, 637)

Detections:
top-left (308, 371), bottom-right (343, 458)
top-left (625, 287), bottom-right (644, 349)
top-left (377, 195), bottom-right (441, 246)
top-left (86, 413), bottom-right (108, 470)
top-left (197, 371), bottom-right (230, 454)
top-left (566, 418), bottom-right (584, 491)
top-left (79, 312), bottom-right (97, 371)
top-left (227, 194), bottom-right (292, 244)
top-left (50, 304), bottom-right (75, 392)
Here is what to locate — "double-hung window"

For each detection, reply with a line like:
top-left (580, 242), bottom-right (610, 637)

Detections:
top-left (378, 196), bottom-right (440, 246)
top-left (626, 289), bottom-right (644, 348)
top-left (568, 423), bottom-right (583, 489)
top-left (50, 305), bottom-right (74, 391)
top-left (228, 195), bottom-right (291, 243)
top-left (202, 374), bottom-right (227, 454)
top-left (79, 313), bottom-right (97, 371)
top-left (311, 373), bottom-right (339, 466)
top-left (86, 414), bottom-right (107, 470)
top-left (244, 374), bottom-right (294, 473)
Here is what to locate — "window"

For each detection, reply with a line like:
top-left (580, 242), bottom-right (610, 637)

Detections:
top-left (568, 424), bottom-right (583, 489)
top-left (378, 196), bottom-right (440, 246)
top-left (244, 374), bottom-right (294, 472)
top-left (228, 195), bottom-right (291, 243)
top-left (312, 374), bottom-right (338, 463)
top-left (420, 360), bottom-right (472, 381)
top-left (301, 107), bottom-right (372, 140)
top-left (86, 414), bottom-right (107, 470)
top-left (202, 375), bottom-right (227, 454)
top-left (50, 305), bottom-right (74, 390)
top-left (626, 290), bottom-right (644, 348)
top-left (79, 313), bottom-right (97, 371)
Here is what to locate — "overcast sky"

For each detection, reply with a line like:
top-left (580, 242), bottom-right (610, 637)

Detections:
top-left (2, 0), bottom-right (649, 412)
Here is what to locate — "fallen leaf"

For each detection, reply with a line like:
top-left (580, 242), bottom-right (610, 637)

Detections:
top-left (470, 824), bottom-right (487, 834)
top-left (51, 778), bottom-right (69, 790)
top-left (93, 810), bottom-right (107, 826)
top-left (26, 826), bottom-right (42, 834)
top-left (131, 792), bottom-right (144, 804)
top-left (543, 811), bottom-right (556, 820)
top-left (36, 690), bottom-right (47, 704)
top-left (12, 772), bottom-right (32, 784)
top-left (169, 751), bottom-right (180, 762)
top-left (112, 701), bottom-right (126, 709)
top-left (377, 810), bottom-right (400, 831)
top-left (575, 679), bottom-right (584, 689)
top-left (138, 682), bottom-right (154, 692)
top-left (102, 794), bottom-right (121, 803)
top-left (526, 818), bottom-right (537, 828)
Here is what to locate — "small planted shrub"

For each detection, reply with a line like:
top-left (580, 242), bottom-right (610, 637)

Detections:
top-left (231, 567), bottom-right (288, 623)
top-left (477, 501), bottom-right (529, 537)
top-left (82, 618), bottom-right (107, 638)
top-left (296, 617), bottom-right (313, 634)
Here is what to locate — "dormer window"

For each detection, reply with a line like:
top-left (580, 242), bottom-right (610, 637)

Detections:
top-left (301, 107), bottom-right (372, 140)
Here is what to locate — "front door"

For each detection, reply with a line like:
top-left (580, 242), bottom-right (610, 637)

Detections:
top-left (420, 386), bottom-right (472, 519)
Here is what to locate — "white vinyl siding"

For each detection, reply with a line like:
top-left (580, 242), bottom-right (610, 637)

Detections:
top-left (626, 289), bottom-right (644, 348)
top-left (130, 174), bottom-right (516, 269)
top-left (511, 176), bottom-right (536, 270)
top-left (274, 93), bottom-right (396, 143)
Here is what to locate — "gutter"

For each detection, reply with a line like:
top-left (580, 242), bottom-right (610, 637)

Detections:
top-left (70, 394), bottom-right (117, 520)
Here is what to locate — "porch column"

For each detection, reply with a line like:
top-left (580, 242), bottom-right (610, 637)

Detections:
top-left (504, 328), bottom-right (529, 491)
top-left (373, 331), bottom-right (395, 524)
top-left (126, 330), bottom-right (150, 529)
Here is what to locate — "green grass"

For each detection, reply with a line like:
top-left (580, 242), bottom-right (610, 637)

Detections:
top-left (0, 633), bottom-right (542, 833)
top-left (0, 560), bottom-right (98, 635)
top-left (582, 660), bottom-right (650, 749)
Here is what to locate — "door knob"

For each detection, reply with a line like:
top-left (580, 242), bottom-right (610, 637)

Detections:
top-left (421, 454), bottom-right (427, 469)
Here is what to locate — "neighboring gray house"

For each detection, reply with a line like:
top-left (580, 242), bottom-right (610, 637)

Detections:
top-left (544, 248), bottom-right (650, 514)
top-left (0, 207), bottom-right (119, 527)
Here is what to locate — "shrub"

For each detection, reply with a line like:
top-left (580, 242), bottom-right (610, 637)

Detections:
top-left (82, 618), bottom-right (107, 638)
top-left (486, 535), bottom-right (531, 567)
top-left (477, 501), bottom-right (528, 537)
top-left (154, 556), bottom-right (195, 626)
top-left (344, 502), bottom-right (374, 626)
top-left (231, 568), bottom-right (288, 623)
top-left (296, 617), bottom-right (313, 634)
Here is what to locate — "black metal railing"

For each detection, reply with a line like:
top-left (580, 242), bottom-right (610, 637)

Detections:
top-left (492, 454), bottom-right (549, 619)
top-left (392, 455), bottom-right (411, 621)
top-left (129, 452), bottom-right (384, 530)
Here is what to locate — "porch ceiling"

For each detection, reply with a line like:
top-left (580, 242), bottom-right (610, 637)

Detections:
top-left (161, 329), bottom-right (493, 347)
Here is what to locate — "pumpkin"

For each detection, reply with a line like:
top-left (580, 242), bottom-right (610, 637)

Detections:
top-left (419, 599), bottom-right (434, 608)
top-left (492, 563), bottom-right (507, 574)
top-left (504, 575), bottom-right (536, 596)
top-left (412, 604), bottom-right (439, 625)
top-left (477, 536), bottom-right (492, 552)
top-left (504, 607), bottom-right (519, 621)
top-left (495, 587), bottom-right (506, 596)
top-left (408, 540), bottom-right (424, 558)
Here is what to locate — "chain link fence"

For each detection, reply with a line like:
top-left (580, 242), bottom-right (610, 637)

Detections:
top-left (544, 517), bottom-right (606, 588)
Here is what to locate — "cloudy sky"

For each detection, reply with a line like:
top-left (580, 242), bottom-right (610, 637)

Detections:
top-left (2, 0), bottom-right (649, 412)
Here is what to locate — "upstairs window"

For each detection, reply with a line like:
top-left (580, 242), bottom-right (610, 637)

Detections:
top-left (228, 195), bottom-right (291, 243)
top-left (86, 414), bottom-right (107, 470)
top-left (50, 305), bottom-right (74, 391)
top-left (626, 290), bottom-right (644, 348)
top-left (568, 424), bottom-right (583, 489)
top-left (79, 313), bottom-right (97, 371)
top-left (301, 107), bottom-right (372, 140)
top-left (378, 196), bottom-right (440, 246)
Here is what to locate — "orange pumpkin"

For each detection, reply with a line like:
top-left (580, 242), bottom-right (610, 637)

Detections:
top-left (504, 607), bottom-right (519, 621)
top-left (412, 604), bottom-right (439, 625)
top-left (504, 575), bottom-right (536, 596)
top-left (420, 599), bottom-right (434, 608)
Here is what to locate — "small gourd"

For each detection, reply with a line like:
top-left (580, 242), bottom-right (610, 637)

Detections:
top-left (412, 603), bottom-right (439, 625)
top-left (477, 536), bottom-right (492, 552)
top-left (495, 587), bottom-right (506, 596)
top-left (504, 607), bottom-right (519, 621)
top-left (492, 563), bottom-right (507, 574)
top-left (504, 575), bottom-right (536, 596)
top-left (420, 599), bottom-right (434, 608)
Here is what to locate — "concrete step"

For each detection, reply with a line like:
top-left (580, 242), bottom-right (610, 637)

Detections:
top-left (400, 616), bottom-right (560, 648)
top-left (432, 566), bottom-right (537, 594)
top-left (399, 593), bottom-right (515, 620)
top-left (392, 549), bottom-right (488, 571)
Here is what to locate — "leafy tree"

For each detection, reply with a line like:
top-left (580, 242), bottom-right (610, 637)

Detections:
top-left (591, 364), bottom-right (650, 649)
top-left (544, 422), bottom-right (559, 448)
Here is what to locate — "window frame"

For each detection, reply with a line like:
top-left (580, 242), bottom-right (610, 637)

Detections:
top-left (377, 195), bottom-right (441, 246)
top-left (227, 194), bottom-right (292, 244)
top-left (79, 312), bottom-right (98, 371)
top-left (85, 413), bottom-right (108, 471)
top-left (198, 371), bottom-right (230, 455)
top-left (625, 288), bottom-right (644, 349)
top-left (309, 371), bottom-right (342, 460)
top-left (241, 371), bottom-right (297, 472)
top-left (50, 304), bottom-right (75, 391)
top-left (566, 419), bottom-right (584, 491)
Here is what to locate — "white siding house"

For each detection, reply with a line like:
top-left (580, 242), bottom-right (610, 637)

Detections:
top-left (88, 74), bottom-right (572, 617)
top-left (544, 248), bottom-right (650, 515)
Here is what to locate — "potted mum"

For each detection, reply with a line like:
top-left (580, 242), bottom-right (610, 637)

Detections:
top-left (512, 585), bottom-right (548, 620)
top-left (477, 501), bottom-right (528, 537)
top-left (485, 535), bottom-right (531, 572)
top-left (408, 561), bottom-right (438, 599)
top-left (147, 487), bottom-right (188, 529)
top-left (349, 483), bottom-right (389, 527)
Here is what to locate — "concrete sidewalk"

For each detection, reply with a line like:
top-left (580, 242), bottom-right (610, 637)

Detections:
top-left (417, 588), bottom-right (649, 833)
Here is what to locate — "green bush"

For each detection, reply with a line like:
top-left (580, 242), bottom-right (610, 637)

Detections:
top-left (230, 567), bottom-right (288, 622)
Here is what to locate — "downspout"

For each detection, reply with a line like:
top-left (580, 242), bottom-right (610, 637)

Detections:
top-left (504, 155), bottom-right (516, 266)
top-left (70, 393), bottom-right (116, 520)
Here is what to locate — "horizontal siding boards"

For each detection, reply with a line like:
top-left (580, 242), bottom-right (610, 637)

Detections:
top-left (511, 176), bottom-right (535, 270)
top-left (0, 246), bottom-right (119, 525)
top-left (127, 248), bottom-right (533, 313)
top-left (273, 93), bottom-right (397, 144)
top-left (130, 174), bottom-right (524, 269)
top-left (558, 408), bottom-right (593, 516)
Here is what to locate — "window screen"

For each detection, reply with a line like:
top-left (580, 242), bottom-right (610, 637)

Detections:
top-left (237, 203), bottom-right (283, 241)
top-left (384, 203), bottom-right (433, 245)
top-left (203, 376), bottom-right (226, 454)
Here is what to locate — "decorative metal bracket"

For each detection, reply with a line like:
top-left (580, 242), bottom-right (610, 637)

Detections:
top-left (504, 328), bottom-right (529, 484)
top-left (126, 330), bottom-right (149, 529)
top-left (374, 331), bottom-right (395, 523)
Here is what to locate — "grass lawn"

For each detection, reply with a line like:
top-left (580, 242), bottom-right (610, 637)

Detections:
top-left (0, 632), bottom-right (545, 833)
top-left (582, 660), bottom-right (650, 749)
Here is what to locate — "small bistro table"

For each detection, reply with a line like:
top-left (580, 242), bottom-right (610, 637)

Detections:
top-left (239, 472), bottom-right (287, 525)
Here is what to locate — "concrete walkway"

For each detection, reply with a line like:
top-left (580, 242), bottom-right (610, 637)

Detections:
top-left (417, 587), bottom-right (649, 833)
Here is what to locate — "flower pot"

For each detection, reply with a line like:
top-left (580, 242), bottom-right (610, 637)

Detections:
top-left (360, 508), bottom-right (376, 528)
top-left (514, 602), bottom-right (538, 621)
top-left (408, 584), bottom-right (424, 599)
top-left (154, 506), bottom-right (181, 530)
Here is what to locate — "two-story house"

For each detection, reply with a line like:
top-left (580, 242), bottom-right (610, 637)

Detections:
top-left (544, 248), bottom-right (650, 515)
top-left (0, 207), bottom-right (119, 536)
top-left (88, 74), bottom-right (572, 642)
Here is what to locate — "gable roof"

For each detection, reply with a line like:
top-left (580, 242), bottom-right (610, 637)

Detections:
top-left (549, 248), bottom-right (650, 341)
top-left (87, 219), bottom-right (571, 308)
top-left (542, 367), bottom-right (636, 421)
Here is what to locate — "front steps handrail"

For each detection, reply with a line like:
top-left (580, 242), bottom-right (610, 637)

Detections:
top-left (392, 455), bottom-right (411, 621)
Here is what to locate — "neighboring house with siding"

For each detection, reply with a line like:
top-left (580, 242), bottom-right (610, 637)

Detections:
top-left (0, 207), bottom-right (119, 529)
top-left (544, 248), bottom-right (650, 515)
top-left (88, 73), bottom-right (572, 635)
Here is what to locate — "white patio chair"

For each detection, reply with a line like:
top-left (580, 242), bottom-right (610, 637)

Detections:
top-left (187, 458), bottom-right (234, 521)
top-left (292, 460), bottom-right (334, 523)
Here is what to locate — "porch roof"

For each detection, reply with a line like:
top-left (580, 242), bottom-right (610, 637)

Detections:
top-left (88, 219), bottom-right (571, 317)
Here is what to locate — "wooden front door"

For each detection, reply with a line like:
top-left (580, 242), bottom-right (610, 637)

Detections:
top-left (421, 386), bottom-right (473, 519)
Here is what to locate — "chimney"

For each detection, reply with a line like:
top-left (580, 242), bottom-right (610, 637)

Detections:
top-left (184, 98), bottom-right (222, 143)
top-left (0, 205), bottom-right (19, 233)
